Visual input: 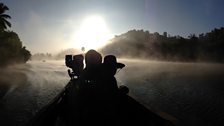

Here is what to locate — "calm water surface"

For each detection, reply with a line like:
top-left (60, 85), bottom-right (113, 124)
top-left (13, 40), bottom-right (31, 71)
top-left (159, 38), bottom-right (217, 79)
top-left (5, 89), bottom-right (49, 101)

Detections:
top-left (0, 60), bottom-right (224, 126)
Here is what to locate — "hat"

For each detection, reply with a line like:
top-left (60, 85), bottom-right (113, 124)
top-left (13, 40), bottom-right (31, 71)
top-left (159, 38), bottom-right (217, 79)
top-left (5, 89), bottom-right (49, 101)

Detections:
top-left (103, 55), bottom-right (125, 68)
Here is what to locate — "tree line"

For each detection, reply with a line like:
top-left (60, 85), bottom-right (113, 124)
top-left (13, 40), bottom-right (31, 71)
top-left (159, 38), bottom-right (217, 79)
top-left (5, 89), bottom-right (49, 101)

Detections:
top-left (0, 3), bottom-right (31, 66)
top-left (100, 28), bottom-right (224, 62)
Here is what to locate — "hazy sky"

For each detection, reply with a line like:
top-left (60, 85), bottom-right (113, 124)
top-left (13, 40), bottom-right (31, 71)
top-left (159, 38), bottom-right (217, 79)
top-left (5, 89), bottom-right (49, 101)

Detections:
top-left (2, 0), bottom-right (224, 54)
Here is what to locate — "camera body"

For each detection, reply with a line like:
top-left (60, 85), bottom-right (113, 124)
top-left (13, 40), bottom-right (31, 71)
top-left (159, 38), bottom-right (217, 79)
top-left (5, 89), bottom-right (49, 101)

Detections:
top-left (65, 54), bottom-right (84, 78)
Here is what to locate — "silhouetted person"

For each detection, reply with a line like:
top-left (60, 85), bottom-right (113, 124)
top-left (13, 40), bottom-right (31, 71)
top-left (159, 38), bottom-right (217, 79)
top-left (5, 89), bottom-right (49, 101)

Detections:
top-left (78, 50), bottom-right (104, 124)
top-left (91, 55), bottom-right (125, 125)
top-left (81, 49), bottom-right (102, 82)
top-left (102, 55), bottom-right (125, 95)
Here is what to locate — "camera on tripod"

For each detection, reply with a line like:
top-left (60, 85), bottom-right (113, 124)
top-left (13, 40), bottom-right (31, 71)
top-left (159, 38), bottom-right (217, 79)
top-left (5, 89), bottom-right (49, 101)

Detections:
top-left (65, 54), bottom-right (84, 79)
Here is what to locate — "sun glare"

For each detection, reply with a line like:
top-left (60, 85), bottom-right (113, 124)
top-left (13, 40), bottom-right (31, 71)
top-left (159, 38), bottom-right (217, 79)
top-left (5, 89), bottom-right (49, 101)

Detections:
top-left (73, 16), bottom-right (112, 51)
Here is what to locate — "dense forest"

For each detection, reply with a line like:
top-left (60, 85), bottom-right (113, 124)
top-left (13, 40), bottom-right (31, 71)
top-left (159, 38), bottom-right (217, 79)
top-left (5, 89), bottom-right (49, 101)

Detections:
top-left (101, 28), bottom-right (224, 62)
top-left (0, 3), bottom-right (31, 66)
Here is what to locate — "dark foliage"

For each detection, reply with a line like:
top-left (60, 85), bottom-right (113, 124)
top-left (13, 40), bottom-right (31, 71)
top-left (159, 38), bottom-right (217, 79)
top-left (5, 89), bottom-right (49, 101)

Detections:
top-left (0, 2), bottom-right (31, 66)
top-left (0, 2), bottom-right (11, 31)
top-left (101, 28), bottom-right (224, 62)
top-left (0, 31), bottom-right (31, 66)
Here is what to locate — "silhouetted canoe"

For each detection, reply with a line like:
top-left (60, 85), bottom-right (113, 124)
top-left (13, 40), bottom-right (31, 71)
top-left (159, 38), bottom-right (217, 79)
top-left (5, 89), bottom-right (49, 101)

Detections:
top-left (27, 79), bottom-right (176, 126)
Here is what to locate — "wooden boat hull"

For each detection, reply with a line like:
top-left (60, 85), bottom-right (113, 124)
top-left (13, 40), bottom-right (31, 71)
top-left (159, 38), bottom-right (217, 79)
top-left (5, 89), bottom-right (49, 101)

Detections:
top-left (27, 80), bottom-right (175, 126)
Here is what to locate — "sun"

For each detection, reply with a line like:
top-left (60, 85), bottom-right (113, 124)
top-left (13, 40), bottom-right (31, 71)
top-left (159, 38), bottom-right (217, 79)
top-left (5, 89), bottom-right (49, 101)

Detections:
top-left (72, 15), bottom-right (112, 51)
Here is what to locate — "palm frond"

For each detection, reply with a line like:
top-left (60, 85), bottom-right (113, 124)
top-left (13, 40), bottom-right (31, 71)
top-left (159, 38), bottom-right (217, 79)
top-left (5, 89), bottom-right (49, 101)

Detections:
top-left (0, 14), bottom-right (11, 19)
top-left (0, 3), bottom-right (9, 14)
top-left (0, 21), bottom-right (7, 30)
top-left (2, 18), bottom-right (11, 28)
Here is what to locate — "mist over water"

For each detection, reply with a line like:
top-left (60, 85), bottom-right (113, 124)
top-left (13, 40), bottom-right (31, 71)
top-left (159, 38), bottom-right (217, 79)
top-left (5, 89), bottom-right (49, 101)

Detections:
top-left (0, 61), bottom-right (69, 126)
top-left (117, 59), bottom-right (224, 126)
top-left (0, 59), bottom-right (224, 126)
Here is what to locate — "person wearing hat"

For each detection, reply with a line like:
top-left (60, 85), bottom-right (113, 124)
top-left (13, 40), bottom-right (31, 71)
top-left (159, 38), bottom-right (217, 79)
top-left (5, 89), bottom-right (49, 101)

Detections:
top-left (96, 55), bottom-right (125, 123)
top-left (103, 55), bottom-right (129, 95)
top-left (103, 55), bottom-right (125, 72)
top-left (102, 55), bottom-right (125, 95)
top-left (103, 55), bottom-right (125, 76)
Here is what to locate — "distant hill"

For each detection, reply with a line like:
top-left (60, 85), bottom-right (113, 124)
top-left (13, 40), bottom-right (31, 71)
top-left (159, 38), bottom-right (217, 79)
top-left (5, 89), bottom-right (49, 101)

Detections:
top-left (100, 28), bottom-right (224, 62)
top-left (53, 28), bottom-right (224, 63)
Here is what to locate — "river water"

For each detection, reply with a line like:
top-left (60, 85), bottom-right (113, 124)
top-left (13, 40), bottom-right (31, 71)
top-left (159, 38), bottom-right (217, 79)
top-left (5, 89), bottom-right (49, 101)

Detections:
top-left (0, 60), bottom-right (224, 126)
